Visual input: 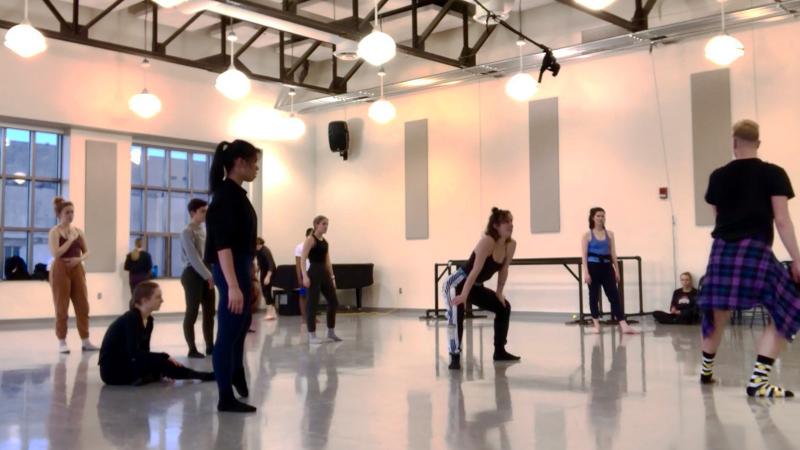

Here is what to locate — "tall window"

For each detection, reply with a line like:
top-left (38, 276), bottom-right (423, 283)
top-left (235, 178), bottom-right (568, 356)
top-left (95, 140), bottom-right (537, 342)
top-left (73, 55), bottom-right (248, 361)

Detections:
top-left (0, 127), bottom-right (67, 280)
top-left (130, 144), bottom-right (211, 278)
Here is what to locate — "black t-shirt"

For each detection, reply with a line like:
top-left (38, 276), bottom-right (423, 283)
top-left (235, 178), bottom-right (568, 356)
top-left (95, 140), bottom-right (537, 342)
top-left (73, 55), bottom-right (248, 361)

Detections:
top-left (204, 178), bottom-right (258, 264)
top-left (670, 288), bottom-right (698, 312)
top-left (98, 309), bottom-right (167, 370)
top-left (705, 158), bottom-right (794, 244)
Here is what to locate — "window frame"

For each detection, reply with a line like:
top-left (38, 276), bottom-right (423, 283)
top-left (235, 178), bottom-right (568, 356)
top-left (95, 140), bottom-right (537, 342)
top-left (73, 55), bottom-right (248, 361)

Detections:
top-left (131, 144), bottom-right (211, 279)
top-left (0, 126), bottom-right (66, 279)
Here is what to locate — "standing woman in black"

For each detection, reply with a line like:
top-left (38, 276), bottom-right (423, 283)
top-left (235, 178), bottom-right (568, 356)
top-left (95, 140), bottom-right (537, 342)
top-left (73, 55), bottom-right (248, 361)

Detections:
top-left (205, 140), bottom-right (260, 413)
top-left (300, 215), bottom-right (341, 345)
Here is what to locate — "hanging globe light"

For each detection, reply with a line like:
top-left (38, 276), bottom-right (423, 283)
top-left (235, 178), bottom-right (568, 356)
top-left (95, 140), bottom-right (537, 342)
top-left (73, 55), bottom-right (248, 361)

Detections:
top-left (357, 0), bottom-right (396, 66)
top-left (4, 0), bottom-right (47, 58)
top-left (574, 0), bottom-right (616, 10)
top-left (128, 88), bottom-right (162, 119)
top-left (368, 99), bottom-right (396, 124)
top-left (704, 0), bottom-right (744, 66)
top-left (216, 67), bottom-right (251, 100)
top-left (505, 72), bottom-right (538, 102)
top-left (704, 34), bottom-right (744, 66)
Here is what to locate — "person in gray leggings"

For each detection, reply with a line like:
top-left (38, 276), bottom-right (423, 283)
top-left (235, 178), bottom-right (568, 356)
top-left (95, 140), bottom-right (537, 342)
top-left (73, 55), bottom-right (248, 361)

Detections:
top-left (180, 198), bottom-right (216, 358)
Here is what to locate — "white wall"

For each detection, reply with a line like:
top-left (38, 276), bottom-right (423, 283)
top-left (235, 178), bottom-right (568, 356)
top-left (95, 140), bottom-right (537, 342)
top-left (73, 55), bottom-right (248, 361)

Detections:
top-left (307, 20), bottom-right (800, 313)
top-left (0, 38), bottom-right (314, 321)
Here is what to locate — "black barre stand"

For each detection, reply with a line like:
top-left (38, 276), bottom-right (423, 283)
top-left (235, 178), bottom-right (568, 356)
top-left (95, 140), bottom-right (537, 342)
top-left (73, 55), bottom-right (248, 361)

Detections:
top-left (423, 256), bottom-right (648, 323)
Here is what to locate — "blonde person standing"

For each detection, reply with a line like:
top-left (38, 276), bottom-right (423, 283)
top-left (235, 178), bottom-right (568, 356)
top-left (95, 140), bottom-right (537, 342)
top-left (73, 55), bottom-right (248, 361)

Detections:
top-left (48, 197), bottom-right (98, 354)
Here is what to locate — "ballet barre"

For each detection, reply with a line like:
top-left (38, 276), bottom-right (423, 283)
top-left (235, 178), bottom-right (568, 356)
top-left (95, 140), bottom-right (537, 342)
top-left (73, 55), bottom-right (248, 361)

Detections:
top-left (423, 256), bottom-right (645, 323)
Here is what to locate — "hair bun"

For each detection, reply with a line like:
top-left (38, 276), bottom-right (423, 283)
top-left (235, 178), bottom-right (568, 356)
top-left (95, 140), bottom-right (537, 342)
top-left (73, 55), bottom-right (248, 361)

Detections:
top-left (53, 197), bottom-right (64, 206)
top-left (491, 207), bottom-right (500, 214)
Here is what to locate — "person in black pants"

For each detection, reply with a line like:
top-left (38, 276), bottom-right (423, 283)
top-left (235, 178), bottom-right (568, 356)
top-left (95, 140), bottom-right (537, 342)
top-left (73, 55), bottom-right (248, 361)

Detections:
top-left (442, 207), bottom-right (521, 370)
top-left (581, 207), bottom-right (639, 334)
top-left (255, 237), bottom-right (277, 321)
top-left (181, 198), bottom-right (216, 358)
top-left (300, 215), bottom-right (341, 345)
top-left (98, 281), bottom-right (214, 386)
top-left (653, 272), bottom-right (700, 325)
top-left (205, 139), bottom-right (261, 413)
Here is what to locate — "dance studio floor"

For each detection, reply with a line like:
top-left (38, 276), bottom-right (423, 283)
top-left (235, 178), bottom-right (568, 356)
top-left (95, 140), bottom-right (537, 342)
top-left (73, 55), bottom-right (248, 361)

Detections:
top-left (1, 311), bottom-right (799, 450)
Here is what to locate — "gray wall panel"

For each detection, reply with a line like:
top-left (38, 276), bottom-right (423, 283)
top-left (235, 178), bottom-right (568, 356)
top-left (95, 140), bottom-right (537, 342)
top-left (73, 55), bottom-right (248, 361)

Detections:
top-left (529, 97), bottom-right (561, 233)
top-left (85, 140), bottom-right (117, 272)
top-left (405, 119), bottom-right (429, 240)
top-left (691, 68), bottom-right (732, 226)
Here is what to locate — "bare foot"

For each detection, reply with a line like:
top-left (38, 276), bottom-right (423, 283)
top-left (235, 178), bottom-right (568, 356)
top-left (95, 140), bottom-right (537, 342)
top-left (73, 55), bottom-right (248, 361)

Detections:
top-left (620, 325), bottom-right (640, 334)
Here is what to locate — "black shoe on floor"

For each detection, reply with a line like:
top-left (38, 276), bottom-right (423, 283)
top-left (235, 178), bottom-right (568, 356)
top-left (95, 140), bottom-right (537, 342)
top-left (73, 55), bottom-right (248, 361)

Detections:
top-left (493, 349), bottom-right (521, 362)
top-left (218, 399), bottom-right (257, 413)
top-left (448, 353), bottom-right (461, 370)
top-left (188, 350), bottom-right (205, 359)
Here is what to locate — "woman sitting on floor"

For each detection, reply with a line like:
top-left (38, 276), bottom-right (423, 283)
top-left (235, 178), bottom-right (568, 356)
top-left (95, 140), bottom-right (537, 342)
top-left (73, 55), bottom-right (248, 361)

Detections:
top-left (99, 281), bottom-right (214, 385)
top-left (653, 272), bottom-right (700, 325)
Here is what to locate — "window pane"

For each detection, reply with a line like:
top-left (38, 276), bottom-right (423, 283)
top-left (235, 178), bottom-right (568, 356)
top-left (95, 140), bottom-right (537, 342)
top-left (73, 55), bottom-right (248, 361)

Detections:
top-left (4, 180), bottom-right (30, 227)
top-left (131, 189), bottom-right (144, 233)
top-left (32, 232), bottom-right (51, 270)
top-left (33, 182), bottom-right (58, 228)
top-left (169, 192), bottom-right (189, 233)
top-left (170, 236), bottom-right (184, 278)
top-left (147, 236), bottom-right (166, 278)
top-left (3, 231), bottom-right (29, 279)
top-left (34, 132), bottom-right (59, 178)
top-left (190, 153), bottom-right (209, 192)
top-left (131, 145), bottom-right (144, 186)
top-left (146, 147), bottom-right (167, 187)
top-left (145, 190), bottom-right (168, 233)
top-left (170, 150), bottom-right (189, 189)
top-left (4, 129), bottom-right (31, 177)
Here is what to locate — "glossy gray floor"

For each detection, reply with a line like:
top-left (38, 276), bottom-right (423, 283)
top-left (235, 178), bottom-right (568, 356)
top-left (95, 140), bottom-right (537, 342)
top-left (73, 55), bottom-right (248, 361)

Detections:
top-left (1, 312), bottom-right (799, 450)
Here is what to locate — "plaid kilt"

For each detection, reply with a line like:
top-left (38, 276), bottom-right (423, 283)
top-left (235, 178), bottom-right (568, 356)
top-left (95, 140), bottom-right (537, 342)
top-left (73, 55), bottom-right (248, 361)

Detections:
top-left (698, 237), bottom-right (800, 341)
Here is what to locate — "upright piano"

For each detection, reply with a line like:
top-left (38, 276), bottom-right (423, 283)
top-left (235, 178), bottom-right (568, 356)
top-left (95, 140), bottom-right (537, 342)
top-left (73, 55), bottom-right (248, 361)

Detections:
top-left (271, 263), bottom-right (374, 309)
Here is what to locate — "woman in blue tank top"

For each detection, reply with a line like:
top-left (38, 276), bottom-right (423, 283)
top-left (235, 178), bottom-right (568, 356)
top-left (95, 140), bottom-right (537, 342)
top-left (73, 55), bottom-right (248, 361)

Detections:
top-left (442, 207), bottom-right (521, 370)
top-left (581, 207), bottom-right (638, 334)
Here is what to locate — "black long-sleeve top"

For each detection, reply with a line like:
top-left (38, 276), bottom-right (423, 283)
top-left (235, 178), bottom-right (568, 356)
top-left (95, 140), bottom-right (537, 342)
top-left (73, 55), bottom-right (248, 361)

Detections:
top-left (98, 309), bottom-right (167, 371)
top-left (204, 178), bottom-right (258, 265)
top-left (124, 251), bottom-right (153, 275)
top-left (256, 246), bottom-right (276, 282)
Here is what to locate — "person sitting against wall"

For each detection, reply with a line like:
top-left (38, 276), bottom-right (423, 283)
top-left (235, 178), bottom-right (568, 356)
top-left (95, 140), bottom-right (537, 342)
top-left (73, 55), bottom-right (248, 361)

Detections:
top-left (653, 272), bottom-right (700, 325)
top-left (98, 281), bottom-right (214, 386)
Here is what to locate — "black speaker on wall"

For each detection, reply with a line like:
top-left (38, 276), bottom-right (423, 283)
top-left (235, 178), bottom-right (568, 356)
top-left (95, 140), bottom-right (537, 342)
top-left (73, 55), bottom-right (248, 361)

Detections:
top-left (328, 121), bottom-right (349, 161)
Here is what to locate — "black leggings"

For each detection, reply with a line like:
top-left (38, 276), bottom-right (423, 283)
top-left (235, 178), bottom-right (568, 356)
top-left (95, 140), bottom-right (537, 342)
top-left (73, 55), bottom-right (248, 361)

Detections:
top-left (181, 267), bottom-right (215, 352)
top-left (261, 280), bottom-right (275, 306)
top-left (100, 353), bottom-right (207, 386)
top-left (588, 262), bottom-right (625, 321)
top-left (307, 263), bottom-right (338, 333)
top-left (653, 310), bottom-right (699, 325)
top-left (456, 283), bottom-right (512, 352)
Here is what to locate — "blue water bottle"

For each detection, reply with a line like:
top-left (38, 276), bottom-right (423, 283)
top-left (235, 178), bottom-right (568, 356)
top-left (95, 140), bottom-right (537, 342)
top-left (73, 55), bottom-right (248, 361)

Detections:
top-left (151, 265), bottom-right (159, 279)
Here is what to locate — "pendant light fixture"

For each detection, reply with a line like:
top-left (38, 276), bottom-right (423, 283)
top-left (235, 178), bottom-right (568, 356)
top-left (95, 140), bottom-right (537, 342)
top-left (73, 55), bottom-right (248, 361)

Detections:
top-left (505, 3), bottom-right (538, 102)
top-left (129, 3), bottom-right (162, 119)
top-left (4, 0), bottom-right (47, 58)
top-left (283, 88), bottom-right (306, 140)
top-left (215, 21), bottom-right (251, 100)
top-left (368, 67), bottom-right (396, 124)
top-left (575, 0), bottom-right (616, 11)
top-left (704, 0), bottom-right (744, 66)
top-left (357, 0), bottom-right (396, 66)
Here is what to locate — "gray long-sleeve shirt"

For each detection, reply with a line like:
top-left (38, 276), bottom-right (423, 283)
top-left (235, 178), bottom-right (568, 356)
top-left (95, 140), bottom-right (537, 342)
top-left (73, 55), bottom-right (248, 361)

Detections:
top-left (181, 223), bottom-right (212, 280)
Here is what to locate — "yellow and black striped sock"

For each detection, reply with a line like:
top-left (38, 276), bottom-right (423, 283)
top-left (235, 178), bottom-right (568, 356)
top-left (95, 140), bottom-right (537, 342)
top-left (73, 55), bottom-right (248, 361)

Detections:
top-left (700, 351), bottom-right (715, 384)
top-left (746, 355), bottom-right (794, 398)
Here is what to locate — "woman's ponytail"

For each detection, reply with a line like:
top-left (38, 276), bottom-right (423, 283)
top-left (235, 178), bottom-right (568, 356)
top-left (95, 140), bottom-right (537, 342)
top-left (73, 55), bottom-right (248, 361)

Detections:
top-left (208, 140), bottom-right (261, 193)
top-left (209, 141), bottom-right (229, 193)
